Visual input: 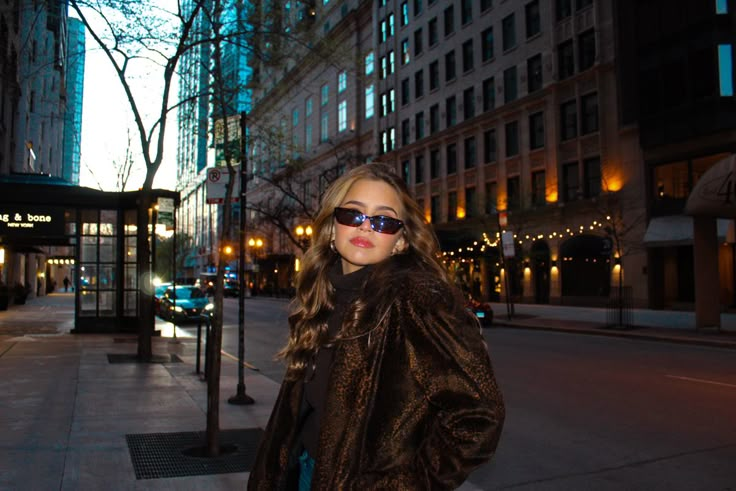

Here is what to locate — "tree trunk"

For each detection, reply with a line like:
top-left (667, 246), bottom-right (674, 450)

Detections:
top-left (137, 190), bottom-right (154, 361)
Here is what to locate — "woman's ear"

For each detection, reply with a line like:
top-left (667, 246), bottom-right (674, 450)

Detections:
top-left (392, 235), bottom-right (408, 255)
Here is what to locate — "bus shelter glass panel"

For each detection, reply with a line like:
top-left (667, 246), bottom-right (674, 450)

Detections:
top-left (124, 209), bottom-right (138, 316)
top-left (78, 209), bottom-right (118, 317)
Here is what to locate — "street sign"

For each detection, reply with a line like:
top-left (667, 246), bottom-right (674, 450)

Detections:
top-left (158, 197), bottom-right (174, 213)
top-left (501, 231), bottom-right (515, 258)
top-left (206, 166), bottom-right (241, 204)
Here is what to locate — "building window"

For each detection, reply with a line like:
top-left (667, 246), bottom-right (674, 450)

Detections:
top-left (320, 112), bottom-right (329, 142)
top-left (338, 100), bottom-right (347, 131)
top-left (653, 160), bottom-right (689, 200)
top-left (505, 120), bottom-right (519, 157)
top-left (583, 157), bottom-right (601, 198)
top-left (719, 44), bottom-right (734, 96)
top-left (414, 0), bottom-right (423, 16)
top-left (529, 111), bottom-right (544, 149)
top-left (558, 40), bottom-right (574, 79)
top-left (485, 181), bottom-right (498, 214)
top-left (448, 190), bottom-right (458, 221)
top-left (483, 77), bottom-right (495, 111)
top-left (560, 100), bottom-right (577, 140)
top-left (580, 92), bottom-right (598, 134)
top-left (365, 85), bottom-right (375, 119)
top-left (388, 12), bottom-right (395, 37)
top-left (414, 28), bottom-right (423, 55)
top-left (503, 66), bottom-right (517, 103)
top-left (429, 60), bottom-right (439, 90)
top-left (562, 162), bottom-right (579, 201)
top-left (464, 136), bottom-right (476, 169)
top-left (502, 13), bottom-right (516, 51)
top-left (531, 169), bottom-right (546, 206)
top-left (431, 194), bottom-right (440, 223)
top-left (381, 18), bottom-right (388, 43)
top-left (481, 27), bottom-right (494, 62)
top-left (388, 50), bottom-right (395, 75)
top-left (507, 176), bottom-right (520, 210)
top-left (447, 143), bottom-right (457, 175)
top-left (321, 84), bottom-right (329, 106)
top-left (484, 128), bottom-right (496, 163)
top-left (380, 91), bottom-right (389, 117)
top-left (401, 78), bottom-right (410, 105)
top-left (365, 51), bottom-right (374, 75)
top-left (305, 124), bottom-right (312, 152)
top-left (401, 119), bottom-right (411, 145)
top-left (444, 5), bottom-right (455, 36)
top-left (428, 17), bottom-right (438, 46)
top-left (415, 154), bottom-right (425, 183)
top-left (415, 69), bottom-right (424, 98)
top-left (338, 71), bottom-right (347, 93)
top-left (292, 108), bottom-right (299, 127)
top-left (556, 0), bottom-right (572, 20)
top-left (446, 95), bottom-right (457, 127)
top-left (461, 0), bottom-right (472, 25)
top-left (716, 0), bottom-right (728, 14)
top-left (445, 50), bottom-right (456, 81)
top-left (401, 1), bottom-right (409, 25)
top-left (462, 39), bottom-right (474, 72)
top-left (578, 29), bottom-right (596, 71)
top-left (525, 0), bottom-right (540, 38)
top-left (430, 148), bottom-right (440, 179)
top-left (463, 87), bottom-right (475, 119)
top-left (401, 38), bottom-right (410, 65)
top-left (306, 97), bottom-right (313, 117)
top-left (527, 54), bottom-right (542, 93)
top-left (415, 111), bottom-right (425, 140)
top-left (430, 104), bottom-right (440, 133)
top-left (465, 186), bottom-right (477, 218)
top-left (402, 159), bottom-right (410, 184)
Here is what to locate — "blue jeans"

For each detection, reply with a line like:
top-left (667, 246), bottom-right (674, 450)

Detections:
top-left (298, 449), bottom-right (315, 491)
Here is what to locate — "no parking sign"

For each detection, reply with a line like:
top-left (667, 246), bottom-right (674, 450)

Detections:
top-left (205, 167), bottom-right (239, 204)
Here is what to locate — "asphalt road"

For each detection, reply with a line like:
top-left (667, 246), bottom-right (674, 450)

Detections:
top-left (185, 297), bottom-right (736, 490)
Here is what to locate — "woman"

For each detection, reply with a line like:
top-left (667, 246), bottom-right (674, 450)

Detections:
top-left (248, 163), bottom-right (504, 490)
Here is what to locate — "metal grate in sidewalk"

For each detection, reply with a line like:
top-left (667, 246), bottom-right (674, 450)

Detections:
top-left (126, 428), bottom-right (263, 479)
top-left (107, 353), bottom-right (182, 363)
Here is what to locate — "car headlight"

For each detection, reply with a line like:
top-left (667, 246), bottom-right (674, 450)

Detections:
top-left (174, 305), bottom-right (184, 312)
top-left (204, 303), bottom-right (214, 311)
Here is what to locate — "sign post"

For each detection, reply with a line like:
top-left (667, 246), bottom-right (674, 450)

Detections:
top-left (498, 213), bottom-right (515, 320)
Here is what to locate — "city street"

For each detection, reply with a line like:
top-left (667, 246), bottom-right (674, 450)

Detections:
top-left (184, 297), bottom-right (736, 490)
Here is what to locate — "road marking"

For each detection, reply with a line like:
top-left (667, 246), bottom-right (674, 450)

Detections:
top-left (221, 350), bottom-right (260, 371)
top-left (666, 375), bottom-right (736, 389)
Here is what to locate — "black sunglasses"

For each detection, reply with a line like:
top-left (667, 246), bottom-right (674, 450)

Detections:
top-left (333, 207), bottom-right (404, 235)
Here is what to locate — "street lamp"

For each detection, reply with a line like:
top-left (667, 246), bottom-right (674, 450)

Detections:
top-left (295, 224), bottom-right (313, 249)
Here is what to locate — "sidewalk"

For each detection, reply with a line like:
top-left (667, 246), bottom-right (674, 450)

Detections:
top-left (0, 293), bottom-right (281, 490)
top-left (2, 295), bottom-right (736, 490)
top-left (489, 301), bottom-right (736, 349)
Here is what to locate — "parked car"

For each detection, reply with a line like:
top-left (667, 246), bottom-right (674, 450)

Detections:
top-left (160, 285), bottom-right (212, 323)
top-left (224, 279), bottom-right (240, 298)
top-left (466, 296), bottom-right (493, 328)
top-left (153, 282), bottom-right (172, 317)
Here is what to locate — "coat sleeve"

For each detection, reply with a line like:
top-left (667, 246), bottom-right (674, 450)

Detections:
top-left (402, 282), bottom-right (505, 490)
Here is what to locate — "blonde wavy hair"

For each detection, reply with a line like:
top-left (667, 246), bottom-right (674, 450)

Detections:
top-left (278, 162), bottom-right (449, 378)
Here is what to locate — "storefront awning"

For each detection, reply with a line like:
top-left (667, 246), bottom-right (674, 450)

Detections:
top-left (685, 154), bottom-right (736, 217)
top-left (643, 216), bottom-right (731, 246)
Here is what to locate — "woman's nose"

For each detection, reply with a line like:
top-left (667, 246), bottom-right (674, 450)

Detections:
top-left (358, 216), bottom-right (372, 231)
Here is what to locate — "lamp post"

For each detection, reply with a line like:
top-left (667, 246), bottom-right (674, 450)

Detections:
top-left (295, 224), bottom-right (313, 249)
top-left (228, 111), bottom-right (254, 406)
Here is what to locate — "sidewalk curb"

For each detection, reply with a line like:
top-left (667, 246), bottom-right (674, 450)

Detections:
top-left (492, 321), bottom-right (736, 350)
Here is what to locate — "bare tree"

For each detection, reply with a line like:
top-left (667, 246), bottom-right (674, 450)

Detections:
top-left (69, 0), bottom-right (206, 360)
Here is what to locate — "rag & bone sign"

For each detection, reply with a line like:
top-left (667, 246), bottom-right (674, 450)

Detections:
top-left (0, 206), bottom-right (66, 237)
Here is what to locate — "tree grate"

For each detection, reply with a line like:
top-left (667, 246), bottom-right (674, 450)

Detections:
top-left (126, 428), bottom-right (264, 480)
top-left (107, 353), bottom-right (182, 364)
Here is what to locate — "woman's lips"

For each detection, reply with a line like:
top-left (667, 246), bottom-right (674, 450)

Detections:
top-left (349, 237), bottom-right (374, 248)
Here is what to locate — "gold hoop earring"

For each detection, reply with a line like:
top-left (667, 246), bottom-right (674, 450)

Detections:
top-left (330, 239), bottom-right (337, 253)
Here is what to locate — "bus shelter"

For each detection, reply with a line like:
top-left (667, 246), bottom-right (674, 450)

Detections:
top-left (0, 175), bottom-right (178, 333)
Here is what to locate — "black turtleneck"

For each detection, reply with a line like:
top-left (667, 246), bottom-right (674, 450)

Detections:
top-left (299, 261), bottom-right (373, 457)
